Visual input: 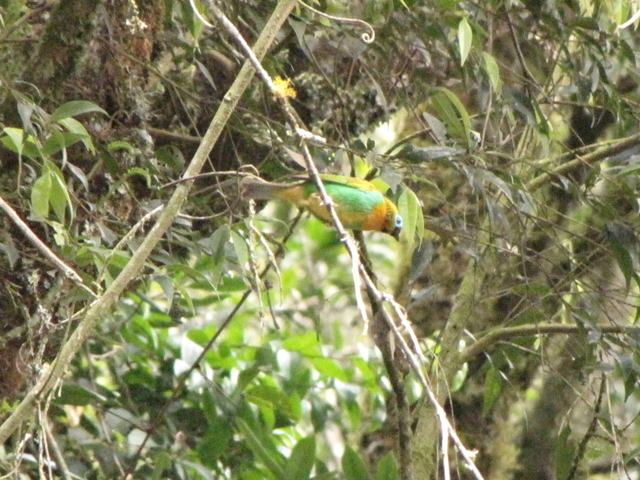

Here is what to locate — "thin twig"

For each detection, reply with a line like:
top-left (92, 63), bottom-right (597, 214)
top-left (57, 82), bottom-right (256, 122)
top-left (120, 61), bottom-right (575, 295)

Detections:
top-left (383, 127), bottom-right (434, 156)
top-left (147, 126), bottom-right (201, 144)
top-left (0, 196), bottom-right (94, 296)
top-left (373, 285), bottom-right (483, 479)
top-left (298, 0), bottom-right (375, 43)
top-left (43, 417), bottom-right (71, 480)
top-left (566, 374), bottom-right (606, 480)
top-left (355, 232), bottom-right (412, 480)
top-left (504, 7), bottom-right (539, 96)
top-left (618, 8), bottom-right (640, 29)
top-left (160, 170), bottom-right (251, 189)
top-left (202, 0), bottom-right (373, 327)
top-left (96, 205), bottom-right (163, 286)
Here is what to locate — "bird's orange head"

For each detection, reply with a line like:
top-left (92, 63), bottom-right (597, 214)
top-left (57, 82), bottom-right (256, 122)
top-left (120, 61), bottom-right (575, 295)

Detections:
top-left (383, 198), bottom-right (403, 240)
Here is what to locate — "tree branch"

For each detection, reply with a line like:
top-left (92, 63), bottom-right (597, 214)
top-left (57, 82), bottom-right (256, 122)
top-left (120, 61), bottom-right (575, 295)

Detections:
top-left (566, 374), bottom-right (606, 480)
top-left (147, 126), bottom-right (201, 144)
top-left (355, 232), bottom-right (413, 480)
top-left (527, 132), bottom-right (640, 192)
top-left (0, 196), bottom-right (92, 295)
top-left (460, 324), bottom-right (640, 363)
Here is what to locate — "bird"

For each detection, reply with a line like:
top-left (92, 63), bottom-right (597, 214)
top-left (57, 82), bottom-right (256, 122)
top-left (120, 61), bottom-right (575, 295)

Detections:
top-left (240, 174), bottom-right (403, 240)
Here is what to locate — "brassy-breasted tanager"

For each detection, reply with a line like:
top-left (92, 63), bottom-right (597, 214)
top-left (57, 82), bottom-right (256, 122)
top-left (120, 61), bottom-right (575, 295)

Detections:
top-left (241, 174), bottom-right (403, 240)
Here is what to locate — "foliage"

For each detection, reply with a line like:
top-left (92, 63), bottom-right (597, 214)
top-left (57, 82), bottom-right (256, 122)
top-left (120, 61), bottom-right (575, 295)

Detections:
top-left (0, 0), bottom-right (639, 479)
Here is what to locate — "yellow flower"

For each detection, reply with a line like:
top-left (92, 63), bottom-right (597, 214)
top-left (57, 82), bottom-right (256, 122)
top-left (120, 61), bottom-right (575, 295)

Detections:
top-left (272, 76), bottom-right (297, 99)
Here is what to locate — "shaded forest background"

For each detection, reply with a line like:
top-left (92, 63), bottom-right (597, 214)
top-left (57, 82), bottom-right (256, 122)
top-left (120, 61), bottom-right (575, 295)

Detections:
top-left (1, 0), bottom-right (640, 478)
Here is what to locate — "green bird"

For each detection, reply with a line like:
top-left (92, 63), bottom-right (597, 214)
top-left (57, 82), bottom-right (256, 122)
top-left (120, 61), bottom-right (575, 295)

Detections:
top-left (240, 174), bottom-right (403, 240)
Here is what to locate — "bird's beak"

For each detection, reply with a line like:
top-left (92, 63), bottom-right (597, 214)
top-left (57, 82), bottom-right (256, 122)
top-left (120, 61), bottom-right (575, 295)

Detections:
top-left (391, 227), bottom-right (401, 241)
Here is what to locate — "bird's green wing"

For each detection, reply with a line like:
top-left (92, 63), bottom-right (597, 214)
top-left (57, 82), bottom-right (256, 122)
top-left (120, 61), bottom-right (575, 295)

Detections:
top-left (318, 174), bottom-right (380, 192)
top-left (303, 182), bottom-right (384, 230)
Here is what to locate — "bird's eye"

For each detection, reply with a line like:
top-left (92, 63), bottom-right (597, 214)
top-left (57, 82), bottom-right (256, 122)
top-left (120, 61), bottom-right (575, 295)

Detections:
top-left (395, 214), bottom-right (403, 229)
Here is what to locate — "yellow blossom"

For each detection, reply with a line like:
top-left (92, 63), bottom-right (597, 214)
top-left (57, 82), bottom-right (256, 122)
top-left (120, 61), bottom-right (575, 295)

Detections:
top-left (272, 76), bottom-right (297, 99)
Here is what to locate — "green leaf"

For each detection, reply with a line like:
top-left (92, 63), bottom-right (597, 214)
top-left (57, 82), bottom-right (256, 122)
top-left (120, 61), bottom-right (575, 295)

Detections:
top-left (2, 127), bottom-right (24, 157)
top-left (50, 100), bottom-right (107, 122)
top-left (375, 452), bottom-right (399, 480)
top-left (183, 0), bottom-right (205, 42)
top-left (353, 156), bottom-right (371, 179)
top-left (422, 112), bottom-right (447, 143)
top-left (353, 358), bottom-right (375, 384)
top-left (246, 384), bottom-right (299, 421)
top-left (54, 384), bottom-right (105, 406)
top-left (0, 237), bottom-right (19, 269)
top-left (237, 366), bottom-right (261, 392)
top-left (31, 169), bottom-right (52, 218)
top-left (230, 229), bottom-right (249, 267)
top-left (197, 417), bottom-right (233, 467)
top-left (458, 17), bottom-right (472, 66)
top-left (483, 366), bottom-right (502, 414)
top-left (205, 225), bottom-right (230, 285)
top-left (450, 362), bottom-right (468, 392)
top-left (282, 332), bottom-right (321, 356)
top-left (43, 131), bottom-right (87, 156)
top-left (554, 426), bottom-right (575, 480)
top-left (482, 52), bottom-right (502, 94)
top-left (236, 417), bottom-right (285, 477)
top-left (610, 241), bottom-right (635, 291)
top-left (431, 87), bottom-right (473, 149)
top-left (310, 357), bottom-right (348, 382)
top-left (151, 451), bottom-right (172, 480)
top-left (58, 117), bottom-right (95, 153)
top-left (439, 87), bottom-right (472, 147)
top-left (49, 173), bottom-right (68, 222)
top-left (107, 140), bottom-right (135, 153)
top-left (47, 161), bottom-right (74, 223)
top-left (66, 162), bottom-right (89, 190)
top-left (620, 359), bottom-right (638, 401)
top-left (478, 169), bottom-right (515, 203)
top-left (397, 187), bottom-right (423, 246)
top-left (126, 167), bottom-right (152, 188)
top-left (208, 225), bottom-right (230, 258)
top-left (605, 223), bottom-right (640, 291)
top-left (283, 436), bottom-right (316, 480)
top-left (22, 136), bottom-right (42, 160)
top-left (342, 447), bottom-right (369, 480)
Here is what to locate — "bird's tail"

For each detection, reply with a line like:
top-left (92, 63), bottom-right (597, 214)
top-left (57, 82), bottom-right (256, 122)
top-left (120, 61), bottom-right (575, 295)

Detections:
top-left (240, 176), bottom-right (290, 200)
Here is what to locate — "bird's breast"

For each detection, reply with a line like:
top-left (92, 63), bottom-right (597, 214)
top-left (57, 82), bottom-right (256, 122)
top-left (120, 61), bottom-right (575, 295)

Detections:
top-left (360, 201), bottom-right (389, 231)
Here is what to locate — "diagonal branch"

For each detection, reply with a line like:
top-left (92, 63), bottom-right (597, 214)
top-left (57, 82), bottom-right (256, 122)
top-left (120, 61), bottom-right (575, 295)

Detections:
top-left (0, 0), bottom-right (298, 445)
top-left (527, 132), bottom-right (640, 192)
top-left (355, 232), bottom-right (413, 480)
top-left (460, 324), bottom-right (640, 363)
top-left (0, 196), bottom-right (95, 297)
